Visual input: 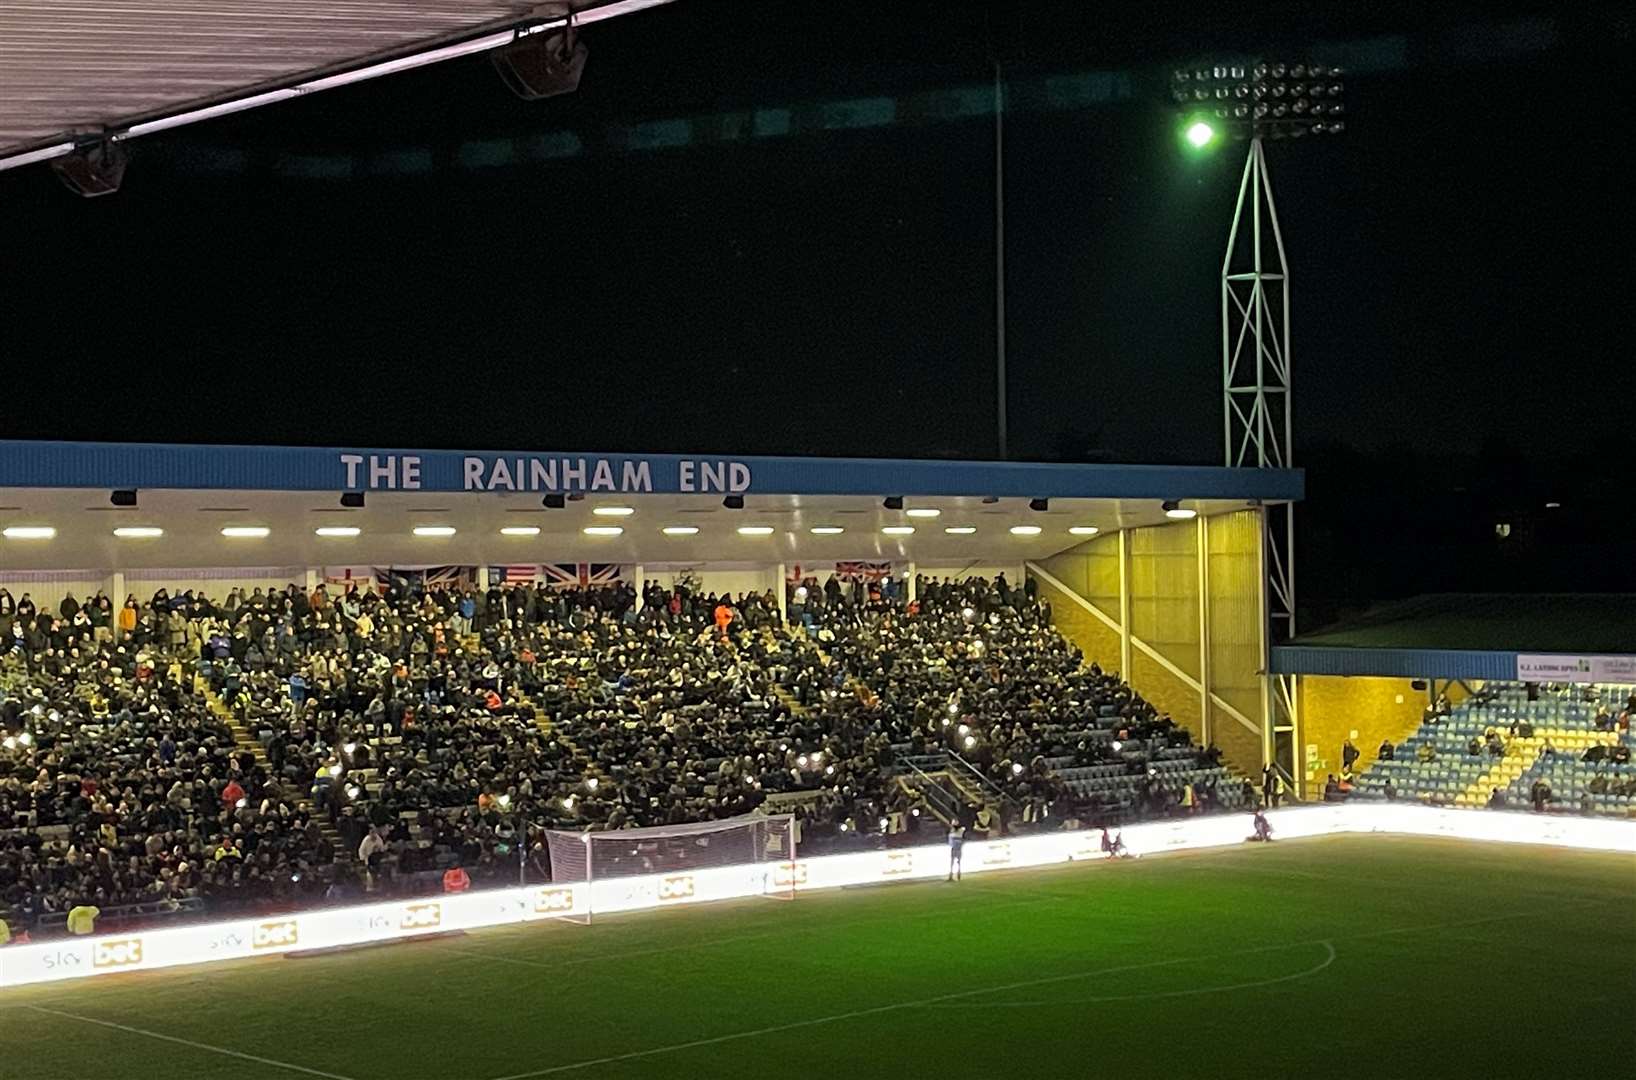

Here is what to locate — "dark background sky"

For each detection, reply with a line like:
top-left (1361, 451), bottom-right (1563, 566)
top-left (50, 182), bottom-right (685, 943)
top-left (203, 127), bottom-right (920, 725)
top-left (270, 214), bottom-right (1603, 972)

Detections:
top-left (1, 1), bottom-right (1630, 627)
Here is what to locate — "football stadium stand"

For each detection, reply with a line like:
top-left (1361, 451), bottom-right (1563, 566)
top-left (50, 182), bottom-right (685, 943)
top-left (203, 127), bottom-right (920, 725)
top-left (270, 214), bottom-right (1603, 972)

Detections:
top-left (0, 572), bottom-right (1245, 940)
top-left (1351, 681), bottom-right (1635, 815)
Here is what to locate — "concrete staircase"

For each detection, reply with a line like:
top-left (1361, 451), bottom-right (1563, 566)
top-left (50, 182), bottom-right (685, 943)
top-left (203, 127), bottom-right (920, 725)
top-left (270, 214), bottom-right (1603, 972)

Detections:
top-left (200, 683), bottom-right (346, 861)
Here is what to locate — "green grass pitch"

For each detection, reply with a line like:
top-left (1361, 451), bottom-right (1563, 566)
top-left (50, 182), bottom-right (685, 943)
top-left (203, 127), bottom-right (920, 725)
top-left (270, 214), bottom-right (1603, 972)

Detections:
top-left (4, 835), bottom-right (1632, 1080)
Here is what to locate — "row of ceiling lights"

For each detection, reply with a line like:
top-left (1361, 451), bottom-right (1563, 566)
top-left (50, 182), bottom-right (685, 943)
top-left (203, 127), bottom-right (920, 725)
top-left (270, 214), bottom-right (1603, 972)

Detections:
top-left (0, 523), bottom-right (1128, 540)
top-left (1, 501), bottom-right (1200, 541)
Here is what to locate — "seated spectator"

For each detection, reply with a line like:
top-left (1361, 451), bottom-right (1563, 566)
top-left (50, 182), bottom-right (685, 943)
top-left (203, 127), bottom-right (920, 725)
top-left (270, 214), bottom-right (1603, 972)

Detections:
top-left (1486, 788), bottom-right (1507, 809)
top-left (1530, 778), bottom-right (1553, 813)
top-left (1377, 738), bottom-right (1394, 761)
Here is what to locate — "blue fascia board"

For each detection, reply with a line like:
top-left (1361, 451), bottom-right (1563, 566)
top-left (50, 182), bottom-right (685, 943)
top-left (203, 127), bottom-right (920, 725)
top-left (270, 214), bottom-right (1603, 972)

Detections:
top-left (1272, 646), bottom-right (1520, 681)
top-left (0, 440), bottom-right (1304, 502)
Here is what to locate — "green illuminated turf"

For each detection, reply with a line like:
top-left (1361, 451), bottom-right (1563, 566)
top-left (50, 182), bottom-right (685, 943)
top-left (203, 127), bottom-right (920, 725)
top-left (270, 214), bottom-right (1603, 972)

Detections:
top-left (4, 835), bottom-right (1633, 1080)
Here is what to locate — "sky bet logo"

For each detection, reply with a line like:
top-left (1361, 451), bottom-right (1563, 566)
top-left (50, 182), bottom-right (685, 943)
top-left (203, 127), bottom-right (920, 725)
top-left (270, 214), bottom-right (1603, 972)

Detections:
top-left (771, 861), bottom-right (808, 888)
top-left (253, 920), bottom-right (299, 950)
top-left (92, 938), bottom-right (144, 968)
top-left (657, 875), bottom-right (696, 901)
top-left (400, 902), bottom-right (443, 930)
top-left (533, 888), bottom-right (574, 914)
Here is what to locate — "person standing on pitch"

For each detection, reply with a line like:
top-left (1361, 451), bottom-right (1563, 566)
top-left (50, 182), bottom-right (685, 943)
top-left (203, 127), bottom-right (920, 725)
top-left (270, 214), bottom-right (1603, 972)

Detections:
top-left (947, 822), bottom-right (965, 882)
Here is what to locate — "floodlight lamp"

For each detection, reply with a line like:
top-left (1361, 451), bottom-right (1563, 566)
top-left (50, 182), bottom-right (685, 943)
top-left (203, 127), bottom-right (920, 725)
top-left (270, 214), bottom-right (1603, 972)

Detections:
top-left (1185, 121), bottom-right (1216, 148)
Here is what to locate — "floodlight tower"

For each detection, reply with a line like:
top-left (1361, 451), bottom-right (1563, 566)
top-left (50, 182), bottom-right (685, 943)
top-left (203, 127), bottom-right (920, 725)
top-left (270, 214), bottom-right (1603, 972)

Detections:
top-left (1172, 62), bottom-right (1347, 790)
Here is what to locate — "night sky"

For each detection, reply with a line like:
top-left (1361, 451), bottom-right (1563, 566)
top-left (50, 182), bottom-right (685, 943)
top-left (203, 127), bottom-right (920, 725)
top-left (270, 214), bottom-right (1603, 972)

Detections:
top-left (1, 2), bottom-right (1630, 625)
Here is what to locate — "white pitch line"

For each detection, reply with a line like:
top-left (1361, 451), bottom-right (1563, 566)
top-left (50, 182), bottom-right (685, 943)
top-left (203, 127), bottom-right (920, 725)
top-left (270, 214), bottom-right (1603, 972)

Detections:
top-left (25, 1005), bottom-right (361, 1080)
top-left (920, 940), bottom-right (1338, 1008)
top-left (483, 905), bottom-right (1571, 1080)
top-left (445, 893), bottom-right (1060, 972)
top-left (483, 939), bottom-right (1327, 1080)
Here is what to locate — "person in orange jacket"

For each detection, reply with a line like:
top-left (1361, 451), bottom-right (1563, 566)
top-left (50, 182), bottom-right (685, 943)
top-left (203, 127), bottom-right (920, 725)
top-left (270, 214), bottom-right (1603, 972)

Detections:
top-left (442, 864), bottom-right (471, 893)
top-left (713, 602), bottom-right (734, 636)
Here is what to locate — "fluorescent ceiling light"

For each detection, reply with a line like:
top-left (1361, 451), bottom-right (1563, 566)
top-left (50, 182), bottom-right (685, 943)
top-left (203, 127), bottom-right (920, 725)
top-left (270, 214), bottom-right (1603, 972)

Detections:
top-left (1068, 526), bottom-right (1101, 536)
top-left (809, 526), bottom-right (845, 535)
top-left (592, 507), bottom-right (635, 517)
top-left (1165, 508), bottom-right (1198, 520)
top-left (662, 526), bottom-right (699, 536)
top-left (944, 526), bottom-right (977, 535)
top-left (501, 526), bottom-right (541, 536)
top-left (221, 526), bottom-right (269, 539)
top-left (583, 526), bottom-right (624, 537)
top-left (881, 526), bottom-right (915, 536)
top-left (2, 526), bottom-right (55, 540)
top-left (737, 526), bottom-right (774, 536)
top-left (113, 527), bottom-right (164, 539)
top-left (315, 527), bottom-right (361, 538)
top-left (1009, 525), bottom-right (1042, 536)
top-left (413, 526), bottom-right (456, 537)
top-left (905, 508), bottom-right (941, 518)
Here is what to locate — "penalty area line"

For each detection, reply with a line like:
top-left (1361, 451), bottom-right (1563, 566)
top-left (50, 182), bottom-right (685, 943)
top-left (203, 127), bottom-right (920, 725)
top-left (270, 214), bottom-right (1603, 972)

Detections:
top-left (24, 1005), bottom-right (361, 1080)
top-left (483, 905), bottom-right (1576, 1079)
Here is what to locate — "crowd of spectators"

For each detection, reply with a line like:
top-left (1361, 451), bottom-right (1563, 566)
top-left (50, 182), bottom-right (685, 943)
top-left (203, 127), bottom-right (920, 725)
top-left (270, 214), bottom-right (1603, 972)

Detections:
top-left (1, 569), bottom-right (1240, 939)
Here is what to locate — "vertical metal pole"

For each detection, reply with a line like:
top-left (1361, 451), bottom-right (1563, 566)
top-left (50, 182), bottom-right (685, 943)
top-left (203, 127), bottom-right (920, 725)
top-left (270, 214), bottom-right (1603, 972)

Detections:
top-left (111, 570), bottom-right (126, 641)
top-left (1117, 529), bottom-right (1133, 681)
top-left (994, 59), bottom-right (1008, 460)
top-left (632, 564), bottom-right (645, 610)
top-left (1196, 515), bottom-right (1212, 747)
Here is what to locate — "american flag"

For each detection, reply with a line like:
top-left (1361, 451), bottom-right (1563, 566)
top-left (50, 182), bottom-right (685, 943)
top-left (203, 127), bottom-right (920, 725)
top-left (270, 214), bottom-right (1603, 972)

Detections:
top-left (497, 565), bottom-right (539, 585)
top-left (541, 563), bottom-right (624, 588)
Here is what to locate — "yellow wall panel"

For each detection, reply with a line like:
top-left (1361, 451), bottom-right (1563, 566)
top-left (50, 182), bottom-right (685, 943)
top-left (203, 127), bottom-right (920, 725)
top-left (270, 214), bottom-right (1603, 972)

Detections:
top-left (1300, 675), bottom-right (1431, 785)
top-left (1129, 522), bottom-right (1200, 681)
top-left (1131, 649), bottom-right (1203, 745)
top-left (1031, 574), bottom-right (1123, 677)
top-left (1037, 533), bottom-right (1121, 616)
top-left (1210, 699), bottom-right (1265, 781)
top-left (1206, 510), bottom-right (1263, 724)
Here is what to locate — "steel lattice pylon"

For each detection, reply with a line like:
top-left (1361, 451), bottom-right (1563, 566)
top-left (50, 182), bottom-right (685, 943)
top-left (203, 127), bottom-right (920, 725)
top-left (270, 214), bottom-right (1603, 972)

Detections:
top-left (1222, 137), bottom-right (1300, 793)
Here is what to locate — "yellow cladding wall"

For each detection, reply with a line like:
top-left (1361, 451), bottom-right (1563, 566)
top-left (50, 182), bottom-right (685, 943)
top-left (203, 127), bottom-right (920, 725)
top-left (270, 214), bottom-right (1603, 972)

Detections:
top-left (1131, 649), bottom-right (1203, 745)
top-left (1032, 575), bottom-right (1123, 678)
top-left (1206, 510), bottom-right (1263, 725)
top-left (1129, 523), bottom-right (1201, 681)
top-left (1036, 533), bottom-right (1121, 617)
top-left (1300, 675), bottom-right (1436, 783)
top-left (1210, 699), bottom-right (1265, 784)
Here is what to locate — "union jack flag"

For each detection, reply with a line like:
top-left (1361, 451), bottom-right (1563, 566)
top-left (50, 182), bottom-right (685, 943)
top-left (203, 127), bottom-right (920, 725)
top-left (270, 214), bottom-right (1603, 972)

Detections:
top-left (541, 563), bottom-right (625, 588)
top-left (834, 561), bottom-right (893, 581)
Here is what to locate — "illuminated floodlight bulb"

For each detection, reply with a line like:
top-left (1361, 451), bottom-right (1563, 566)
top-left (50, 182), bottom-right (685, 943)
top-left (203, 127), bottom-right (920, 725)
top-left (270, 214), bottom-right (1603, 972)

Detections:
top-left (1186, 120), bottom-right (1216, 147)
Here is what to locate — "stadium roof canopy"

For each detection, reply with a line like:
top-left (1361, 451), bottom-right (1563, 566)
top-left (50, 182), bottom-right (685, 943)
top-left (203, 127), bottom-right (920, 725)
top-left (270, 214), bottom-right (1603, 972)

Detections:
top-left (1273, 593), bottom-right (1636, 682)
top-left (0, 0), bottom-right (676, 172)
top-left (0, 440), bottom-right (1301, 571)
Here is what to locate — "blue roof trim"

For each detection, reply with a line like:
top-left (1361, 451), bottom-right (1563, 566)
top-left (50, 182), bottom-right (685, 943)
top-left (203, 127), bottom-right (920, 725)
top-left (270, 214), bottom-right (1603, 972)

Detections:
top-left (1272, 645), bottom-right (1519, 681)
top-left (0, 441), bottom-right (1304, 502)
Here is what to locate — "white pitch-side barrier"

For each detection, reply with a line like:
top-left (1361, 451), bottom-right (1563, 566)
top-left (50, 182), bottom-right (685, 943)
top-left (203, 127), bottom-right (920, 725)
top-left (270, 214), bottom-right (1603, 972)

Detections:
top-left (4, 804), bottom-right (1631, 989)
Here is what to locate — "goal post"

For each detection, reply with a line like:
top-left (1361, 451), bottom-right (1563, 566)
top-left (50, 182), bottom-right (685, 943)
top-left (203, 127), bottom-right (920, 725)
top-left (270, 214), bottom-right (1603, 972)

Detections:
top-left (544, 812), bottom-right (797, 924)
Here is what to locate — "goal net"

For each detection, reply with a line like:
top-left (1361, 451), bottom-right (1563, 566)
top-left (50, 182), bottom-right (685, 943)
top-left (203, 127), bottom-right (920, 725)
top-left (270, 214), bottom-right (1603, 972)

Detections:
top-left (544, 812), bottom-right (797, 923)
